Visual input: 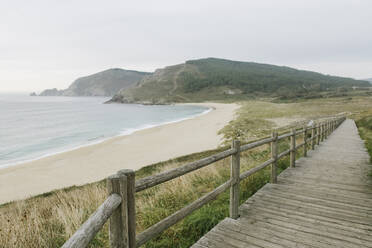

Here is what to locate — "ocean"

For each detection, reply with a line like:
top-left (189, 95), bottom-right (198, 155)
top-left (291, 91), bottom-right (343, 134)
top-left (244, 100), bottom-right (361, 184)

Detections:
top-left (0, 94), bottom-right (209, 168)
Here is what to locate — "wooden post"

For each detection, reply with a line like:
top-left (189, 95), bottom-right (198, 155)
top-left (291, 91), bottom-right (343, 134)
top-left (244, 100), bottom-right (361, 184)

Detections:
top-left (323, 122), bottom-right (326, 140)
top-left (290, 128), bottom-right (296, 168)
top-left (107, 174), bottom-right (128, 248)
top-left (327, 121), bottom-right (331, 138)
top-left (321, 123), bottom-right (324, 142)
top-left (333, 119), bottom-right (336, 132)
top-left (271, 132), bottom-right (278, 183)
top-left (324, 122), bottom-right (327, 139)
top-left (311, 124), bottom-right (315, 150)
top-left (118, 169), bottom-right (136, 248)
top-left (303, 126), bottom-right (307, 157)
top-left (316, 124), bottom-right (320, 145)
top-left (230, 140), bottom-right (240, 219)
top-left (326, 121), bottom-right (329, 138)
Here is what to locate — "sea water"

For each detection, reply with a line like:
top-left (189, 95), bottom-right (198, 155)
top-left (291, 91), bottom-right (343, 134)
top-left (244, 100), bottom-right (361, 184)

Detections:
top-left (0, 94), bottom-right (209, 168)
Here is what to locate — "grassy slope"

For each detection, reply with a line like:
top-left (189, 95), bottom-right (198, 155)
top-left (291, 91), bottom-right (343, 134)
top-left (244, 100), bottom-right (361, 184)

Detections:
top-left (1, 96), bottom-right (372, 248)
top-left (355, 113), bottom-right (372, 172)
top-left (111, 58), bottom-right (370, 104)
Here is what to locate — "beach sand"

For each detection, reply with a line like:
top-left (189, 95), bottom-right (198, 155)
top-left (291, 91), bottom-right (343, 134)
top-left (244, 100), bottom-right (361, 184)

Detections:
top-left (0, 102), bottom-right (239, 204)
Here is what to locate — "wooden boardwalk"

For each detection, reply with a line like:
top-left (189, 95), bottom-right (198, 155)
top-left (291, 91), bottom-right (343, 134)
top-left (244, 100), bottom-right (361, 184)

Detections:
top-left (192, 119), bottom-right (372, 248)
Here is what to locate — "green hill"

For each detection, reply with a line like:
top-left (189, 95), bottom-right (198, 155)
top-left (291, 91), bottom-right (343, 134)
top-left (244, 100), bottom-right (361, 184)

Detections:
top-left (39, 68), bottom-right (151, 97)
top-left (109, 58), bottom-right (370, 104)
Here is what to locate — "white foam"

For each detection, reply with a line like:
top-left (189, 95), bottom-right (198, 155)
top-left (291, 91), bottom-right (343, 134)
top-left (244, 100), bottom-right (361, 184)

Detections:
top-left (0, 106), bottom-right (212, 169)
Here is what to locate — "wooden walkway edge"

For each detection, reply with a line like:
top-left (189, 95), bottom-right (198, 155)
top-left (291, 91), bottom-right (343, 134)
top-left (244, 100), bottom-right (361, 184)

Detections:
top-left (192, 119), bottom-right (372, 248)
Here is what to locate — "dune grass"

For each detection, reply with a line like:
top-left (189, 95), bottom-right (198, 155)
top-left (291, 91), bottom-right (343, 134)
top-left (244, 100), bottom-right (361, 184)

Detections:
top-left (1, 96), bottom-right (372, 248)
top-left (0, 140), bottom-right (297, 248)
top-left (355, 113), bottom-right (372, 177)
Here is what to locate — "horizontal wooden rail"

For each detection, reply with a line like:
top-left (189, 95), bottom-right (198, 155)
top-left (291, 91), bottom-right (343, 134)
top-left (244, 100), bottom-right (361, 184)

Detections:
top-left (62, 194), bottom-right (122, 248)
top-left (296, 142), bottom-right (305, 149)
top-left (136, 179), bottom-right (232, 247)
top-left (239, 158), bottom-right (274, 180)
top-left (278, 132), bottom-right (292, 140)
top-left (277, 148), bottom-right (291, 159)
top-left (240, 136), bottom-right (274, 152)
top-left (62, 115), bottom-right (346, 248)
top-left (135, 148), bottom-right (236, 192)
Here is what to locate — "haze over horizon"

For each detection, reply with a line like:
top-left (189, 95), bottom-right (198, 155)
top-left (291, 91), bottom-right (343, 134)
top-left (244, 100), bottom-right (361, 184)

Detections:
top-left (1, 0), bottom-right (372, 92)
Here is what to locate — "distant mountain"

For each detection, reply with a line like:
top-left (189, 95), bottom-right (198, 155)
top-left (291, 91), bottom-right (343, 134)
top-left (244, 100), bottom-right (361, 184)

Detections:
top-left (109, 58), bottom-right (370, 104)
top-left (39, 68), bottom-right (151, 97)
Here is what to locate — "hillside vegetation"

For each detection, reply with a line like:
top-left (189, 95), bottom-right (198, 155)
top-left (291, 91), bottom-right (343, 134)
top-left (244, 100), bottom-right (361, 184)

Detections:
top-left (109, 58), bottom-right (370, 104)
top-left (354, 109), bottom-right (372, 167)
top-left (39, 69), bottom-right (151, 97)
top-left (1, 96), bottom-right (372, 248)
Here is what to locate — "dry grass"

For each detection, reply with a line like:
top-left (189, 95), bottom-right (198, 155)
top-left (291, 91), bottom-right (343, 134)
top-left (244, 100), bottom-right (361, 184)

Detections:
top-left (0, 143), bottom-right (275, 248)
top-left (1, 96), bottom-right (372, 248)
top-left (220, 96), bottom-right (372, 144)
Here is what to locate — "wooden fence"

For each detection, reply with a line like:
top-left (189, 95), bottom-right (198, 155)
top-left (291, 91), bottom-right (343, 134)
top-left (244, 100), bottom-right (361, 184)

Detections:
top-left (62, 116), bottom-right (346, 248)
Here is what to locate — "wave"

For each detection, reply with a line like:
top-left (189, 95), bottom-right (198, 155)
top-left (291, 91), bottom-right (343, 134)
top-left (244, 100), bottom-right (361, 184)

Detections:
top-left (0, 106), bottom-right (212, 169)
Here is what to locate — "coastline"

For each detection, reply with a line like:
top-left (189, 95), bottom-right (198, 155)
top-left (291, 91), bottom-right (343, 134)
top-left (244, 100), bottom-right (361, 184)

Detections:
top-left (0, 102), bottom-right (239, 204)
top-left (0, 105), bottom-right (211, 170)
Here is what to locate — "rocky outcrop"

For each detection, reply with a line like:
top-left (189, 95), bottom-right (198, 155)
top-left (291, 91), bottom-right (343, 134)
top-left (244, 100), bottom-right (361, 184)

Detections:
top-left (39, 88), bottom-right (63, 96)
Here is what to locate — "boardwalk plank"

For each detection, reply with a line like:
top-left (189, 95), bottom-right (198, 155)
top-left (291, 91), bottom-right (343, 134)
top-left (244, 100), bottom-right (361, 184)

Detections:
top-left (192, 120), bottom-right (372, 248)
top-left (239, 210), bottom-right (372, 244)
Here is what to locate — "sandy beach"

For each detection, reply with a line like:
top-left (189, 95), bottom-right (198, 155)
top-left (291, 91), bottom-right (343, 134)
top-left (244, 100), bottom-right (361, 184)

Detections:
top-left (0, 102), bottom-right (239, 204)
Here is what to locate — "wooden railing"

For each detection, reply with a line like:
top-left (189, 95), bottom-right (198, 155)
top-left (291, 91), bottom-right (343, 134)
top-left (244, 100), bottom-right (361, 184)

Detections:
top-left (62, 116), bottom-right (346, 248)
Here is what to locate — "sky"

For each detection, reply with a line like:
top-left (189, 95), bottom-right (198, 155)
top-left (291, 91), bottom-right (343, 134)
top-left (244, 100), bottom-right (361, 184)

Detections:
top-left (1, 0), bottom-right (372, 92)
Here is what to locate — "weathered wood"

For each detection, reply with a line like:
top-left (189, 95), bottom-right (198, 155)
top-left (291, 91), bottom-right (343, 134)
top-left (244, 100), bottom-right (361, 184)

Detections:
top-left (240, 136), bottom-right (274, 151)
top-left (62, 194), bottom-right (122, 248)
top-left (295, 129), bottom-right (304, 135)
top-left (295, 142), bottom-right (305, 149)
top-left (278, 132), bottom-right (292, 140)
top-left (135, 148), bottom-right (236, 192)
top-left (108, 174), bottom-right (128, 248)
top-left (317, 124), bottom-right (320, 145)
top-left (303, 126), bottom-right (308, 157)
top-left (63, 116), bottom-right (347, 248)
top-left (118, 169), bottom-right (136, 248)
top-left (230, 140), bottom-right (240, 219)
top-left (324, 122), bottom-right (327, 141)
top-left (193, 118), bottom-right (372, 248)
top-left (271, 132), bottom-right (278, 184)
top-left (136, 180), bottom-right (232, 247)
top-left (240, 158), bottom-right (274, 180)
top-left (277, 148), bottom-right (290, 159)
top-left (311, 124), bottom-right (315, 150)
top-left (290, 128), bottom-right (296, 168)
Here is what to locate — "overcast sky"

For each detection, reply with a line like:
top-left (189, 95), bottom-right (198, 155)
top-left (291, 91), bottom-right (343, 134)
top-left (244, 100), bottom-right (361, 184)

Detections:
top-left (1, 0), bottom-right (371, 92)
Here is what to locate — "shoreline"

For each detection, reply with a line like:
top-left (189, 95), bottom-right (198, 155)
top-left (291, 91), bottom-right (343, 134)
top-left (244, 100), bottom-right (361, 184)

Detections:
top-left (0, 105), bottom-right (212, 170)
top-left (0, 102), bottom-right (239, 204)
